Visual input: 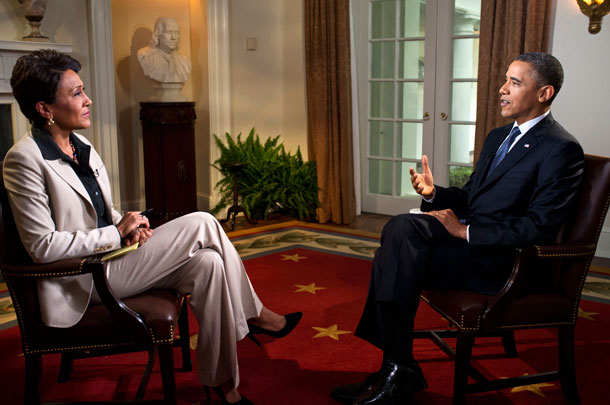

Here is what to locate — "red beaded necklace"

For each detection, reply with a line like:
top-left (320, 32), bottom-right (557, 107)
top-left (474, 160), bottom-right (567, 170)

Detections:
top-left (69, 140), bottom-right (78, 163)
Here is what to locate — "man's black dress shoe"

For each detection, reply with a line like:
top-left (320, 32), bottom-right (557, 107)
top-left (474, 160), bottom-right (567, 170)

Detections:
top-left (330, 371), bottom-right (381, 404)
top-left (351, 359), bottom-right (427, 405)
top-left (247, 312), bottom-right (303, 346)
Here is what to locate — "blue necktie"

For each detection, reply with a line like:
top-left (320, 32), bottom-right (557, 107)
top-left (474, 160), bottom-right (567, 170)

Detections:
top-left (487, 126), bottom-right (521, 176)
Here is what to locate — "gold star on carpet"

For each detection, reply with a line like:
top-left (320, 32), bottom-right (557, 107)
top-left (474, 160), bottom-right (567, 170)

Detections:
top-left (281, 253), bottom-right (307, 262)
top-left (190, 334), bottom-right (198, 350)
top-left (509, 374), bottom-right (554, 397)
top-left (294, 283), bottom-right (327, 294)
top-left (312, 324), bottom-right (351, 340)
top-left (578, 307), bottom-right (598, 321)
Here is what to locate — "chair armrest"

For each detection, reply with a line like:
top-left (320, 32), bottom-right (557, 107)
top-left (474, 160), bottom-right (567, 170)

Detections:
top-left (529, 242), bottom-right (597, 258)
top-left (90, 261), bottom-right (151, 344)
top-left (482, 242), bottom-right (596, 325)
top-left (0, 257), bottom-right (98, 278)
top-left (1, 255), bottom-right (151, 344)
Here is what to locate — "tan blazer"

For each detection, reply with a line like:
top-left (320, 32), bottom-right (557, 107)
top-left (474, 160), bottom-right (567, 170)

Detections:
top-left (2, 132), bottom-right (123, 327)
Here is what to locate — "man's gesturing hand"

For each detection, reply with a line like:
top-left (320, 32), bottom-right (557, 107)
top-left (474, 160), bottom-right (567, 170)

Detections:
top-left (410, 155), bottom-right (435, 199)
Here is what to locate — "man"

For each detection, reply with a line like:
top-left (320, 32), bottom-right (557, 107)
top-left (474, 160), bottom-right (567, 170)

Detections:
top-left (331, 52), bottom-right (584, 405)
top-left (137, 17), bottom-right (192, 83)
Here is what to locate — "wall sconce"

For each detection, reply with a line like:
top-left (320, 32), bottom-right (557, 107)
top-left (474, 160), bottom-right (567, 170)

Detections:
top-left (577, 0), bottom-right (610, 34)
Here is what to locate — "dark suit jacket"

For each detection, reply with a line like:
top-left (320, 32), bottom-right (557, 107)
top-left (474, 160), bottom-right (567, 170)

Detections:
top-left (422, 113), bottom-right (584, 250)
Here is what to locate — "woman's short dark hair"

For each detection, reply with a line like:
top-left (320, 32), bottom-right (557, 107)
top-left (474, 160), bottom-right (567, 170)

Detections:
top-left (10, 49), bottom-right (81, 128)
top-left (515, 52), bottom-right (563, 105)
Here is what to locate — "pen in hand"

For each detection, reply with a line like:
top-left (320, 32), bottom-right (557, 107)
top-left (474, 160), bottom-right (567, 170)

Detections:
top-left (139, 208), bottom-right (153, 228)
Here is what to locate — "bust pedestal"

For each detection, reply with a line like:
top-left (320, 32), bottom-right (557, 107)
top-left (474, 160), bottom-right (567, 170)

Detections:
top-left (140, 102), bottom-right (197, 226)
top-left (150, 83), bottom-right (187, 102)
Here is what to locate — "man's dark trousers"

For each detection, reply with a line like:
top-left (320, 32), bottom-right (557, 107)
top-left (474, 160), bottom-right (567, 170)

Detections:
top-left (354, 213), bottom-right (514, 359)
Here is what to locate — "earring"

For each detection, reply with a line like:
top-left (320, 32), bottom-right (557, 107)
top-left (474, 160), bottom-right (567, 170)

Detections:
top-left (47, 115), bottom-right (55, 126)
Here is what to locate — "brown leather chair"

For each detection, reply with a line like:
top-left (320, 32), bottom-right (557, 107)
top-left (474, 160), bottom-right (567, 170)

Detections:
top-left (415, 154), bottom-right (610, 404)
top-left (0, 169), bottom-right (193, 404)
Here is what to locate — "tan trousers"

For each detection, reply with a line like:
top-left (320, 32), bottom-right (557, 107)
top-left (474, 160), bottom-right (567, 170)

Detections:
top-left (92, 212), bottom-right (263, 388)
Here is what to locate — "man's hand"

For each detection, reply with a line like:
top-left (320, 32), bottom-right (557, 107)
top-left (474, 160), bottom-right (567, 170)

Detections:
top-left (410, 155), bottom-right (435, 198)
top-left (426, 209), bottom-right (467, 240)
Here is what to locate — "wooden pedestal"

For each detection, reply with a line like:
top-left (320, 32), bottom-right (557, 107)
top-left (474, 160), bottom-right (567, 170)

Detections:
top-left (140, 102), bottom-right (197, 226)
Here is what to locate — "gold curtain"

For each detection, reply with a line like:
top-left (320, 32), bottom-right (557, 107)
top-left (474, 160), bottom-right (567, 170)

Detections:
top-left (474, 0), bottom-right (552, 164)
top-left (304, 0), bottom-right (356, 224)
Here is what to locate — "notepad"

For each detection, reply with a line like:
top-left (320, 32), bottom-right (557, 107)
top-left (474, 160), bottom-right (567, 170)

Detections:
top-left (101, 242), bottom-right (139, 261)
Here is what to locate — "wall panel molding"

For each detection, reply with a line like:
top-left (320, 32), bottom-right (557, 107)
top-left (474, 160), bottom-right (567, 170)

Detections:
top-left (207, 0), bottom-right (231, 211)
top-left (87, 0), bottom-right (121, 209)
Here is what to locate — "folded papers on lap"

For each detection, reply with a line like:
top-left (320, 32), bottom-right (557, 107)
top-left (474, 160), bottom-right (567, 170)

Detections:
top-left (101, 242), bottom-right (139, 261)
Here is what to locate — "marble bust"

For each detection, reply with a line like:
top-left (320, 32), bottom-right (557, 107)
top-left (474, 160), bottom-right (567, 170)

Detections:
top-left (137, 17), bottom-right (192, 84)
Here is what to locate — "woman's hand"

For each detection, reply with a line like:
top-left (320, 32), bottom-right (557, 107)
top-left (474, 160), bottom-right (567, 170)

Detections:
top-left (116, 211), bottom-right (153, 246)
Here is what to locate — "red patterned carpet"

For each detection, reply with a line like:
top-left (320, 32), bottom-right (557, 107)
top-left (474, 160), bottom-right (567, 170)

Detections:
top-left (1, 221), bottom-right (609, 404)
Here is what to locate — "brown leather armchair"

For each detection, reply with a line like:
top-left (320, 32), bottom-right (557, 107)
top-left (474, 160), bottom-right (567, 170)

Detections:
top-left (0, 169), bottom-right (193, 404)
top-left (415, 154), bottom-right (610, 404)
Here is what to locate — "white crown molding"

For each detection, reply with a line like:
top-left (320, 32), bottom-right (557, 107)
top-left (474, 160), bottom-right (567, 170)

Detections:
top-left (0, 39), bottom-right (72, 52)
top-left (207, 0), bottom-right (231, 210)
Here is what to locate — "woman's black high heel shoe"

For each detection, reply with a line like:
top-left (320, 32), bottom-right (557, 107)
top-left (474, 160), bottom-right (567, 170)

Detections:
top-left (247, 312), bottom-right (303, 347)
top-left (212, 386), bottom-right (253, 404)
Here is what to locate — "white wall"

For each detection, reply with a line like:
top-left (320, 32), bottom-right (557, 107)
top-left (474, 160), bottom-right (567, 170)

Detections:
top-left (550, 0), bottom-right (610, 257)
top-left (228, 0), bottom-right (307, 157)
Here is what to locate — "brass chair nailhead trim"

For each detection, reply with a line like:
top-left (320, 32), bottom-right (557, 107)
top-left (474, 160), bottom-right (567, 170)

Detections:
top-left (149, 323), bottom-right (176, 345)
top-left (2, 258), bottom-right (88, 278)
top-left (26, 342), bottom-right (135, 355)
top-left (422, 299), bottom-right (481, 332)
top-left (534, 249), bottom-right (595, 258)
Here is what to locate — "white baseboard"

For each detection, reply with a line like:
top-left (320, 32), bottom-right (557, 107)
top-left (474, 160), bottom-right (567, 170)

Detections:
top-left (197, 192), bottom-right (211, 212)
top-left (596, 226), bottom-right (610, 258)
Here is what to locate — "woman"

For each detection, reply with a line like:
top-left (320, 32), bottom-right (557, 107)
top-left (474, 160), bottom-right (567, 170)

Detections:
top-left (4, 49), bottom-right (301, 404)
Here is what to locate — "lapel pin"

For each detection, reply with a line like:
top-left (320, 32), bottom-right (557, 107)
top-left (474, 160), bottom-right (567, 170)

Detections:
top-left (524, 144), bottom-right (530, 148)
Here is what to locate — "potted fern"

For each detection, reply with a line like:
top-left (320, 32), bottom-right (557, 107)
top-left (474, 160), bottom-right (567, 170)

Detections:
top-left (211, 128), bottom-right (319, 221)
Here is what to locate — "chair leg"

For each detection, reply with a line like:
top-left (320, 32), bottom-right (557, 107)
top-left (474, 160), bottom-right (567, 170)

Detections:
top-left (24, 355), bottom-right (42, 405)
top-left (135, 350), bottom-right (156, 400)
top-left (453, 333), bottom-right (474, 405)
top-left (558, 327), bottom-right (580, 403)
top-left (158, 344), bottom-right (177, 405)
top-left (57, 353), bottom-right (74, 383)
top-left (178, 297), bottom-right (192, 372)
top-left (501, 331), bottom-right (518, 357)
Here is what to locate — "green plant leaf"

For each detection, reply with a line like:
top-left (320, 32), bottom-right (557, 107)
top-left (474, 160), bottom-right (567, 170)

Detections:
top-left (211, 128), bottom-right (320, 220)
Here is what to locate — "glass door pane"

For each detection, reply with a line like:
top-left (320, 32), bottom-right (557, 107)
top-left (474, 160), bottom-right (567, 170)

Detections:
top-left (371, 0), bottom-right (397, 39)
top-left (399, 0), bottom-right (426, 37)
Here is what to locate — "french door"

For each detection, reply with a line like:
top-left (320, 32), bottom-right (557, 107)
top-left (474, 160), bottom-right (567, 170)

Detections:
top-left (353, 0), bottom-right (481, 215)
